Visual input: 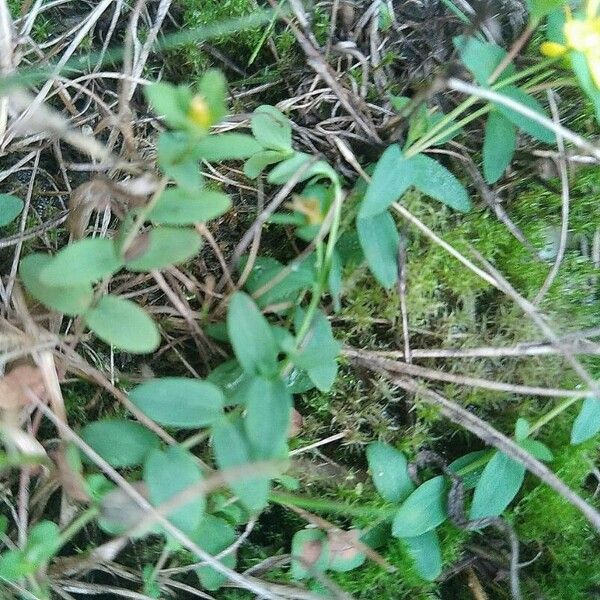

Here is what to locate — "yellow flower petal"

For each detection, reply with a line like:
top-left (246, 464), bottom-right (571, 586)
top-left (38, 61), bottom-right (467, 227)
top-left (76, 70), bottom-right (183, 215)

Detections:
top-left (565, 18), bottom-right (600, 52)
top-left (188, 95), bottom-right (212, 129)
top-left (540, 41), bottom-right (567, 58)
top-left (587, 0), bottom-right (600, 18)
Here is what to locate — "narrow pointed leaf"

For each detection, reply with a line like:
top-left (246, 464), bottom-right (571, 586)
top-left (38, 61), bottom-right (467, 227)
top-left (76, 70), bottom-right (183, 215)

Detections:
top-left (483, 111), bottom-right (516, 184)
top-left (469, 451), bottom-right (525, 519)
top-left (357, 211), bottom-right (400, 288)
top-left (571, 397), bottom-right (600, 444)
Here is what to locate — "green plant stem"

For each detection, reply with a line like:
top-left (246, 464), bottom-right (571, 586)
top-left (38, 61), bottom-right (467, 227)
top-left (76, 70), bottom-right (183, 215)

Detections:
top-left (528, 396), bottom-right (582, 436)
top-left (270, 492), bottom-right (396, 519)
top-left (281, 179), bottom-right (344, 375)
top-left (58, 507), bottom-right (99, 548)
top-left (118, 177), bottom-right (168, 258)
top-left (406, 61), bottom-right (557, 156)
top-left (181, 429), bottom-right (211, 450)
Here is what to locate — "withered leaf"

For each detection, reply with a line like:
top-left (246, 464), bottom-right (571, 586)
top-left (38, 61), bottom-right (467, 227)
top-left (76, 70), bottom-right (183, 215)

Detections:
top-left (0, 365), bottom-right (46, 410)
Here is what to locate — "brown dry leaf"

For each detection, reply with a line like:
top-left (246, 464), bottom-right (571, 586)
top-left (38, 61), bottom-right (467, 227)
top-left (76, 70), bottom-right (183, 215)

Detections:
top-left (123, 231), bottom-right (150, 262)
top-left (0, 364), bottom-right (46, 410)
top-left (49, 444), bottom-right (90, 502)
top-left (68, 180), bottom-right (112, 239)
top-left (288, 408), bottom-right (304, 438)
top-left (2, 425), bottom-right (47, 457)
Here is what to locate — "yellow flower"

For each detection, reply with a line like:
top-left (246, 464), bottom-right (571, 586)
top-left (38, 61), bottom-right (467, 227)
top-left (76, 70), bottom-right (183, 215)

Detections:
top-left (540, 41), bottom-right (568, 58)
top-left (541, 0), bottom-right (600, 88)
top-left (188, 95), bottom-right (212, 129)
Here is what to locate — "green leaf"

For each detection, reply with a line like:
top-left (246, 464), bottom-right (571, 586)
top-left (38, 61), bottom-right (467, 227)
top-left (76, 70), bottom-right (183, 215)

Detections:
top-left (243, 150), bottom-right (286, 179)
top-left (357, 211), bottom-right (400, 288)
top-left (267, 152), bottom-right (312, 185)
top-left (244, 376), bottom-right (292, 459)
top-left (24, 521), bottom-right (60, 565)
top-left (571, 397), bottom-right (600, 444)
top-left (240, 255), bottom-right (314, 309)
top-left (469, 451), bottom-right (525, 519)
top-left (130, 378), bottom-right (224, 428)
top-left (454, 36), bottom-right (515, 85)
top-left (0, 551), bottom-right (32, 581)
top-left (448, 450), bottom-right (488, 490)
top-left (291, 529), bottom-right (329, 580)
top-left (392, 476), bottom-right (447, 538)
top-left (358, 145), bottom-right (412, 219)
top-left (195, 133), bottom-right (262, 161)
top-left (328, 531), bottom-right (366, 572)
top-left (148, 188), bottom-right (231, 225)
top-left (483, 111), bottom-right (517, 184)
top-left (125, 227), bottom-right (202, 272)
top-left (226, 292), bottom-right (279, 377)
top-left (411, 154), bottom-right (471, 212)
top-left (212, 418), bottom-right (270, 512)
top-left (515, 417), bottom-right (530, 442)
top-left (366, 442), bottom-right (414, 503)
top-left (495, 86), bottom-right (555, 143)
top-left (0, 193), bottom-right (24, 226)
top-left (251, 105), bottom-right (293, 152)
top-left (85, 295), bottom-right (160, 353)
top-left (192, 515), bottom-right (237, 590)
top-left (519, 438), bottom-right (554, 462)
top-left (293, 309), bottom-right (339, 392)
top-left (157, 132), bottom-right (202, 192)
top-left (145, 82), bottom-right (191, 130)
top-left (527, 0), bottom-right (564, 20)
top-left (40, 238), bottom-right (122, 286)
top-left (20, 253), bottom-right (93, 315)
top-left (403, 530), bottom-right (442, 581)
top-left (198, 69), bottom-right (228, 125)
top-left (81, 419), bottom-right (160, 467)
top-left (206, 359), bottom-right (254, 406)
top-left (144, 446), bottom-right (204, 534)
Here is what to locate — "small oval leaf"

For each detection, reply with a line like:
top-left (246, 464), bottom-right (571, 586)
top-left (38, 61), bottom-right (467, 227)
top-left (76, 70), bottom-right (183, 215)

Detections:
top-left (125, 227), bottom-right (202, 271)
top-left (571, 397), bottom-right (600, 444)
top-left (81, 419), bottom-right (160, 467)
top-left (403, 530), bottom-right (442, 581)
top-left (130, 377), bottom-right (224, 428)
top-left (212, 418), bottom-right (270, 512)
top-left (85, 295), bottom-right (160, 354)
top-left (20, 254), bottom-right (93, 315)
top-left (392, 476), bottom-right (447, 538)
top-left (40, 238), bottom-right (123, 286)
top-left (148, 189), bottom-right (231, 225)
top-left (0, 194), bottom-right (24, 227)
top-left (366, 442), bottom-right (414, 503)
top-left (144, 446), bottom-right (204, 534)
top-left (226, 292), bottom-right (278, 376)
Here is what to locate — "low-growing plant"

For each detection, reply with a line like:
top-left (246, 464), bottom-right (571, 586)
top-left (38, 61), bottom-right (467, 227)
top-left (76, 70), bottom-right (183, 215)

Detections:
top-left (2, 1), bottom-right (600, 597)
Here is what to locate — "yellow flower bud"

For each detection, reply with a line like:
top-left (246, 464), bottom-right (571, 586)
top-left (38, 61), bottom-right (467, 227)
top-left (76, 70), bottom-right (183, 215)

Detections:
top-left (540, 41), bottom-right (567, 58)
top-left (188, 95), bottom-right (212, 128)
